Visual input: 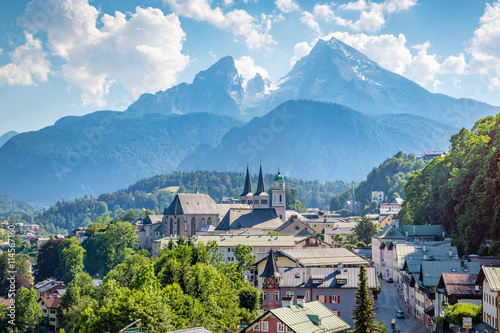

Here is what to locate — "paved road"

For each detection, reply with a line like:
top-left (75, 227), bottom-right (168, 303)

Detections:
top-left (374, 280), bottom-right (427, 333)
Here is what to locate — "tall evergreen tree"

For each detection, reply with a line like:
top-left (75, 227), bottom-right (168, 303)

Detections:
top-left (352, 265), bottom-right (375, 333)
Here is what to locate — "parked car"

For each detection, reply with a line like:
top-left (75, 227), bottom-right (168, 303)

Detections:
top-left (387, 278), bottom-right (394, 283)
top-left (396, 310), bottom-right (405, 319)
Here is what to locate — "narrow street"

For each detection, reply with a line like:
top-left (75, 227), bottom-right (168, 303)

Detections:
top-left (374, 280), bottom-right (427, 333)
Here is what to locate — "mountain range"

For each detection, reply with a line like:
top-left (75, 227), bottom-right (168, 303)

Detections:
top-left (0, 112), bottom-right (242, 203)
top-left (0, 36), bottom-right (496, 204)
top-left (178, 100), bottom-right (455, 181)
top-left (128, 38), bottom-right (498, 128)
top-left (0, 131), bottom-right (18, 148)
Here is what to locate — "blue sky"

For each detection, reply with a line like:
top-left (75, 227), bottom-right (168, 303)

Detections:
top-left (1, 0), bottom-right (500, 135)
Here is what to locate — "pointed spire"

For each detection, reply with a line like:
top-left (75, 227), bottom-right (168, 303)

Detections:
top-left (255, 162), bottom-right (266, 195)
top-left (241, 163), bottom-right (253, 196)
top-left (260, 249), bottom-right (281, 278)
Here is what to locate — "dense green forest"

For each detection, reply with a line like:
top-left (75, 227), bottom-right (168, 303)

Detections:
top-left (329, 152), bottom-right (426, 212)
top-left (0, 192), bottom-right (34, 215)
top-left (399, 114), bottom-right (500, 255)
top-left (354, 152), bottom-right (427, 204)
top-left (6, 171), bottom-right (349, 234)
top-left (1, 220), bottom-right (261, 333)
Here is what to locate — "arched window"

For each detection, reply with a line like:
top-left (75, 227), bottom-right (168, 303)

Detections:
top-left (279, 194), bottom-right (282, 203)
top-left (177, 218), bottom-right (181, 234)
top-left (169, 218), bottom-right (174, 236)
top-left (207, 217), bottom-right (212, 225)
top-left (191, 217), bottom-right (196, 236)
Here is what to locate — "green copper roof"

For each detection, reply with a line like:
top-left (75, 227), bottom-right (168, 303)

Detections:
top-left (270, 301), bottom-right (350, 333)
top-left (274, 170), bottom-right (284, 181)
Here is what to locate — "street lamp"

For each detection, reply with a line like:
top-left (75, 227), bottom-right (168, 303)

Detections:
top-left (439, 311), bottom-right (445, 333)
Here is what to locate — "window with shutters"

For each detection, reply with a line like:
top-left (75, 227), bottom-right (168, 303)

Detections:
top-left (317, 294), bottom-right (326, 303)
top-left (331, 295), bottom-right (339, 304)
top-left (332, 309), bottom-right (340, 317)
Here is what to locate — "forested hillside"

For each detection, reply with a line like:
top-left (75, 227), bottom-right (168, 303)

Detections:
top-left (329, 152), bottom-right (426, 212)
top-left (400, 114), bottom-right (500, 255)
top-left (0, 192), bottom-right (34, 215)
top-left (355, 152), bottom-right (427, 204)
top-left (27, 171), bottom-right (349, 234)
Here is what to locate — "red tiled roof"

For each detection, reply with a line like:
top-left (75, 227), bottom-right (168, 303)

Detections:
top-left (0, 298), bottom-right (13, 307)
top-left (439, 273), bottom-right (481, 297)
top-left (41, 295), bottom-right (61, 309)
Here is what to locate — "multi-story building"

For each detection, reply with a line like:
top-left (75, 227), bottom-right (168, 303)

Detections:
top-left (259, 250), bottom-right (376, 328)
top-left (242, 300), bottom-right (350, 333)
top-left (476, 266), bottom-right (500, 331)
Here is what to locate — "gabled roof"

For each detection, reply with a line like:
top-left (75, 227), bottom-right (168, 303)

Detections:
top-left (40, 295), bottom-right (61, 309)
top-left (164, 194), bottom-right (219, 215)
top-left (254, 164), bottom-right (268, 196)
top-left (383, 198), bottom-right (404, 205)
top-left (400, 225), bottom-right (445, 237)
top-left (275, 217), bottom-right (312, 233)
top-left (394, 244), bottom-right (458, 270)
top-left (260, 249), bottom-right (281, 278)
top-left (256, 248), bottom-right (367, 267)
top-left (469, 256), bottom-right (500, 267)
top-left (215, 208), bottom-right (283, 231)
top-left (270, 301), bottom-right (350, 333)
top-left (476, 266), bottom-right (500, 291)
top-left (241, 165), bottom-right (253, 197)
top-left (403, 259), bottom-right (421, 274)
top-left (437, 273), bottom-right (481, 297)
top-left (34, 279), bottom-right (65, 293)
top-left (372, 225), bottom-right (406, 240)
top-left (144, 215), bottom-right (164, 224)
top-left (279, 266), bottom-right (377, 289)
top-left (419, 261), bottom-right (481, 287)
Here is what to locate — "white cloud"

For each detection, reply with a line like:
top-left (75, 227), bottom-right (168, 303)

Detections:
top-left (19, 0), bottom-right (189, 106)
top-left (339, 0), bottom-right (368, 11)
top-left (290, 41), bottom-right (313, 66)
top-left (0, 33), bottom-right (50, 86)
top-left (300, 11), bottom-right (322, 35)
top-left (275, 0), bottom-right (300, 13)
top-left (469, 1), bottom-right (500, 91)
top-left (234, 56), bottom-right (269, 87)
top-left (223, 0), bottom-right (234, 6)
top-left (306, 0), bottom-right (418, 33)
top-left (411, 41), bottom-right (467, 89)
top-left (164, 0), bottom-right (276, 50)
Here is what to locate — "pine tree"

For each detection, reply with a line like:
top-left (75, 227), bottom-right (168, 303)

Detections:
top-left (352, 265), bottom-right (375, 332)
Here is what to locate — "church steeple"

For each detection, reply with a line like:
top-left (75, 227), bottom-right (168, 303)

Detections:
top-left (254, 163), bottom-right (266, 195)
top-left (260, 249), bottom-right (281, 279)
top-left (241, 164), bottom-right (253, 196)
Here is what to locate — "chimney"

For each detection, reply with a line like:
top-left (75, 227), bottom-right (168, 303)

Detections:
top-left (338, 263), bottom-right (344, 272)
top-left (405, 230), bottom-right (408, 238)
top-left (303, 272), bottom-right (306, 284)
top-left (423, 244), bottom-right (426, 252)
top-left (423, 254), bottom-right (428, 260)
top-left (449, 249), bottom-right (453, 257)
top-left (297, 295), bottom-right (306, 306)
top-left (461, 260), bottom-right (465, 268)
top-left (475, 285), bottom-right (480, 291)
top-left (413, 225), bottom-right (416, 235)
top-left (442, 231), bottom-right (446, 237)
top-left (281, 296), bottom-right (292, 307)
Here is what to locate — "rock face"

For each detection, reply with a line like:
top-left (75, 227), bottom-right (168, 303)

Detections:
top-left (128, 37), bottom-right (498, 128)
top-left (177, 100), bottom-right (457, 182)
